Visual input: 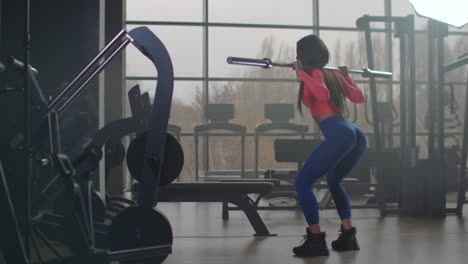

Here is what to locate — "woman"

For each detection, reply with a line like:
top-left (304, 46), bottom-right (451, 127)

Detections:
top-left (291, 34), bottom-right (367, 257)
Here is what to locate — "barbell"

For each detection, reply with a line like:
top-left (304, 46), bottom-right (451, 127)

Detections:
top-left (227, 56), bottom-right (393, 79)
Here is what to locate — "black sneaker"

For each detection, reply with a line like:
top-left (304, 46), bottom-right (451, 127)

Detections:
top-left (293, 228), bottom-right (330, 257)
top-left (331, 225), bottom-right (360, 251)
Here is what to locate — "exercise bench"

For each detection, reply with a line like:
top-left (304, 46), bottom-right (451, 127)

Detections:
top-left (156, 182), bottom-right (276, 236)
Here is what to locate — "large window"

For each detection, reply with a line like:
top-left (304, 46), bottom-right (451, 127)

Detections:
top-left (126, 0), bottom-right (203, 22)
top-left (125, 0), bottom-right (468, 181)
top-left (320, 0), bottom-right (385, 27)
top-left (209, 0), bottom-right (313, 25)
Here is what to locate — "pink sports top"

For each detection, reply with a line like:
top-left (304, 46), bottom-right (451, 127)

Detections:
top-left (298, 68), bottom-right (364, 118)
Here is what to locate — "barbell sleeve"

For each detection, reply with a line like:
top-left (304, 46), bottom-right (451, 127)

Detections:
top-left (322, 67), bottom-right (392, 78)
top-left (361, 68), bottom-right (393, 79)
top-left (226, 57), bottom-right (274, 68)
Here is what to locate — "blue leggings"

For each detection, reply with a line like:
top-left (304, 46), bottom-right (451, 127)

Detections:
top-left (295, 116), bottom-right (367, 225)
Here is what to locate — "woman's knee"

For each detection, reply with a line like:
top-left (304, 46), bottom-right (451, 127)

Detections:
top-left (294, 176), bottom-right (305, 192)
top-left (326, 178), bottom-right (343, 192)
top-left (294, 174), bottom-right (313, 194)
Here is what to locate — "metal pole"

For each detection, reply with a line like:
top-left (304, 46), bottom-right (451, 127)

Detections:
top-left (0, 0), bottom-right (2, 45)
top-left (312, 0), bottom-right (319, 136)
top-left (23, 0), bottom-right (31, 259)
top-left (364, 29), bottom-right (382, 152)
top-left (457, 76), bottom-right (468, 214)
top-left (399, 33), bottom-right (408, 162)
top-left (436, 28), bottom-right (447, 215)
top-left (384, 0), bottom-right (394, 147)
top-left (408, 16), bottom-right (416, 156)
top-left (98, 0), bottom-right (106, 194)
top-left (202, 0), bottom-right (209, 118)
top-left (202, 0), bottom-right (210, 176)
top-left (58, 38), bottom-right (131, 113)
top-left (313, 0), bottom-right (319, 36)
top-left (360, 20), bottom-right (384, 216)
top-left (48, 29), bottom-right (127, 111)
top-left (254, 134), bottom-right (259, 178)
top-left (427, 21), bottom-right (436, 160)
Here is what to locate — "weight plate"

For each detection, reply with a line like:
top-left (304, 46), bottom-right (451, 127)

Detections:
top-left (126, 132), bottom-right (184, 187)
top-left (105, 140), bottom-right (126, 169)
top-left (53, 190), bottom-right (106, 222)
top-left (105, 197), bottom-right (136, 222)
top-left (268, 197), bottom-right (298, 207)
top-left (108, 207), bottom-right (173, 263)
top-left (107, 197), bottom-right (136, 208)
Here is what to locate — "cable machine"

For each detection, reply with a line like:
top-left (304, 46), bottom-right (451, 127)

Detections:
top-left (356, 14), bottom-right (418, 216)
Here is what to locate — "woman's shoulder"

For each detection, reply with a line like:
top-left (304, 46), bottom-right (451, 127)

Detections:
top-left (303, 67), bottom-right (322, 75)
top-left (303, 67), bottom-right (324, 81)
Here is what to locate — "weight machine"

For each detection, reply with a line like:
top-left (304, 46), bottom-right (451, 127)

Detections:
top-left (427, 20), bottom-right (468, 215)
top-left (2, 24), bottom-right (177, 263)
top-left (356, 14), bottom-right (418, 216)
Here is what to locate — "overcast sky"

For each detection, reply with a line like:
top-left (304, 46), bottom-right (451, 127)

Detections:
top-left (124, 0), bottom-right (467, 104)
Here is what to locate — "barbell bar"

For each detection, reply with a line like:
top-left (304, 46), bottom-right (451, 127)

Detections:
top-left (227, 56), bottom-right (393, 79)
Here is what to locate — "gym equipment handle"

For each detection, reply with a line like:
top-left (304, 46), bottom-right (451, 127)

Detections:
top-left (7, 56), bottom-right (39, 75)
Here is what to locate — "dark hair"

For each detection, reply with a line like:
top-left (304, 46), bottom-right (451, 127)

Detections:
top-left (296, 35), bottom-right (345, 114)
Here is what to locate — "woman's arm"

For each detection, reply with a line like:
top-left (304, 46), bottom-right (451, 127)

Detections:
top-left (297, 68), bottom-right (330, 101)
top-left (337, 67), bottom-right (364, 103)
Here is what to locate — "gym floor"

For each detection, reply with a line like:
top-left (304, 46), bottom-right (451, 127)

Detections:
top-left (158, 202), bottom-right (468, 264)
